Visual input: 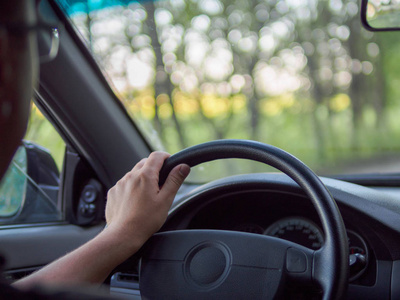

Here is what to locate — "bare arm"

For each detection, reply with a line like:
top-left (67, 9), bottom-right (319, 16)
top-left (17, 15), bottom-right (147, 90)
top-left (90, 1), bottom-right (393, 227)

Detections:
top-left (14, 151), bottom-right (190, 289)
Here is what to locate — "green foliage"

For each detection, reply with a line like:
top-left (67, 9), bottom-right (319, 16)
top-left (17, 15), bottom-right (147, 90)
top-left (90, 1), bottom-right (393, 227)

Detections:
top-left (25, 104), bottom-right (66, 171)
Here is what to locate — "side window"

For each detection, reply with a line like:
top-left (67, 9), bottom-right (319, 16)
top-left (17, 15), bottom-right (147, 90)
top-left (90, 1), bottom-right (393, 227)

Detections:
top-left (0, 103), bottom-right (65, 225)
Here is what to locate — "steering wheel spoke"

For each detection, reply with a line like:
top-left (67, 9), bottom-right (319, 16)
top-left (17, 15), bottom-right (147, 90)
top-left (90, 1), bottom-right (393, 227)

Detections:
top-left (284, 245), bottom-right (314, 283)
top-left (141, 230), bottom-right (318, 299)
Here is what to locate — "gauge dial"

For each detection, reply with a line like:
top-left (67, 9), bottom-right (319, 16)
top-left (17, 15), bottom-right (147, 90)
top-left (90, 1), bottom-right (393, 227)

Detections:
top-left (264, 218), bottom-right (369, 281)
top-left (264, 217), bottom-right (324, 250)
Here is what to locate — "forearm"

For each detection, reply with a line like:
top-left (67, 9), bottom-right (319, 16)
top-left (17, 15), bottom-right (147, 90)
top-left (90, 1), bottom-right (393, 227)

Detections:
top-left (13, 227), bottom-right (143, 289)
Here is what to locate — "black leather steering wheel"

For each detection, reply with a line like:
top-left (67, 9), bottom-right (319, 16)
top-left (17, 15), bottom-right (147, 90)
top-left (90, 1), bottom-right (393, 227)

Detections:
top-left (140, 140), bottom-right (348, 300)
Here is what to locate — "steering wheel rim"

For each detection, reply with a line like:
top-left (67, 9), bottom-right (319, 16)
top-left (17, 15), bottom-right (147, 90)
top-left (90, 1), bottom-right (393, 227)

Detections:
top-left (142, 139), bottom-right (348, 299)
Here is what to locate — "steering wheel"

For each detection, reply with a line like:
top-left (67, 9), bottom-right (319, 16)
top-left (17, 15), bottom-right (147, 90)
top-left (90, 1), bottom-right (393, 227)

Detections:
top-left (140, 140), bottom-right (348, 300)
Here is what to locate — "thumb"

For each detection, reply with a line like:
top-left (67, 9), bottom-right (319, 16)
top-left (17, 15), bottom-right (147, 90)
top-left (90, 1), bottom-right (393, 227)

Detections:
top-left (160, 164), bottom-right (190, 198)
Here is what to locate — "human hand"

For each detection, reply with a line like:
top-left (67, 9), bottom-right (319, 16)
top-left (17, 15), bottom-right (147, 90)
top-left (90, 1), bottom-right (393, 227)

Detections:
top-left (12, 152), bottom-right (189, 288)
top-left (105, 151), bottom-right (190, 249)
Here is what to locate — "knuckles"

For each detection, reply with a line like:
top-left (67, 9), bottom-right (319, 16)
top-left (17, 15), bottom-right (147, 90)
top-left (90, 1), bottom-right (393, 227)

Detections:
top-left (149, 151), bottom-right (170, 160)
top-left (136, 168), bottom-right (158, 184)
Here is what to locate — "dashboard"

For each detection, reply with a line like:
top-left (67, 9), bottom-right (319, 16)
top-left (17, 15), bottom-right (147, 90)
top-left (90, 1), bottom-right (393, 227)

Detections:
top-left (111, 173), bottom-right (400, 299)
top-left (184, 194), bottom-right (368, 282)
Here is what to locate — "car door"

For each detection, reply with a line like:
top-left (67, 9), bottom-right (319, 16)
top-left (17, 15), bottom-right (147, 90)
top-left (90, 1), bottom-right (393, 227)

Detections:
top-left (0, 0), bottom-right (151, 281)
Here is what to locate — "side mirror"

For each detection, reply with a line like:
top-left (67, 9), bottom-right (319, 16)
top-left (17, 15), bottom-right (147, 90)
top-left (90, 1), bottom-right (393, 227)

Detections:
top-left (362, 0), bottom-right (400, 31)
top-left (0, 141), bottom-right (62, 225)
top-left (0, 147), bottom-right (28, 218)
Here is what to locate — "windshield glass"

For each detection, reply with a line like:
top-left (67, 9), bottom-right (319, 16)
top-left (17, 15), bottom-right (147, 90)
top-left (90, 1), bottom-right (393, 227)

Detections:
top-left (56, 0), bottom-right (400, 180)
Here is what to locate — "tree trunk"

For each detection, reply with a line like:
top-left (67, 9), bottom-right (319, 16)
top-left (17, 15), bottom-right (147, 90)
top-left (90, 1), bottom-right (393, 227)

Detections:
top-left (144, 2), bottom-right (187, 148)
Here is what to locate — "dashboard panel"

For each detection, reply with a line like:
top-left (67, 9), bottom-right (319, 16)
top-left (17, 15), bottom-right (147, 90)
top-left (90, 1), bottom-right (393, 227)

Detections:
top-left (112, 173), bottom-right (400, 299)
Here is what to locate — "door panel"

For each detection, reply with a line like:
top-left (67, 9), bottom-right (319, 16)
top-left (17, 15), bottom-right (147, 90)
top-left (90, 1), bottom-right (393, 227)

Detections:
top-left (1, 224), bottom-right (103, 271)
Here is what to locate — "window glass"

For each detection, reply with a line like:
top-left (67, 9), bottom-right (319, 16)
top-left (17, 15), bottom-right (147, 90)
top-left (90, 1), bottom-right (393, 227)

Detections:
top-left (58, 0), bottom-right (400, 179)
top-left (25, 103), bottom-right (65, 170)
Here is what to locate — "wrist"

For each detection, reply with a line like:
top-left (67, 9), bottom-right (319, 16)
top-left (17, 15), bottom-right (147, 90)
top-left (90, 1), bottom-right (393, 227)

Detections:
top-left (100, 223), bottom-right (149, 257)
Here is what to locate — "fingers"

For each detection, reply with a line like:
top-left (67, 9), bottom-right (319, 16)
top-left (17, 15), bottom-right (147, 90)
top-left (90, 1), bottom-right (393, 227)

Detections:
top-left (132, 158), bottom-right (147, 172)
top-left (134, 152), bottom-right (170, 184)
top-left (131, 151), bottom-right (169, 173)
top-left (160, 164), bottom-right (190, 198)
top-left (145, 151), bottom-right (170, 172)
top-left (130, 152), bottom-right (189, 198)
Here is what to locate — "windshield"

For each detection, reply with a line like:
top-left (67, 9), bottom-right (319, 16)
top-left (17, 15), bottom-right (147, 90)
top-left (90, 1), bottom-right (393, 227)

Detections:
top-left (56, 0), bottom-right (400, 181)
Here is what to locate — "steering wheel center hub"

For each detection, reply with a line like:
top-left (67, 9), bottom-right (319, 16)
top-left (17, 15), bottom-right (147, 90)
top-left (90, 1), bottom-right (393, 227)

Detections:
top-left (184, 242), bottom-right (231, 289)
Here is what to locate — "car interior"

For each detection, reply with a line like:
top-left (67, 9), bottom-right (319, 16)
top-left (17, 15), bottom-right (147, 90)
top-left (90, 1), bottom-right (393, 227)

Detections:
top-left (2, 0), bottom-right (400, 299)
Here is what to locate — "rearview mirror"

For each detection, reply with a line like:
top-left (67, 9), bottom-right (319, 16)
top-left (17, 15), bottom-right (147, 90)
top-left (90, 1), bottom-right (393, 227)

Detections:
top-left (362, 0), bottom-right (400, 31)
